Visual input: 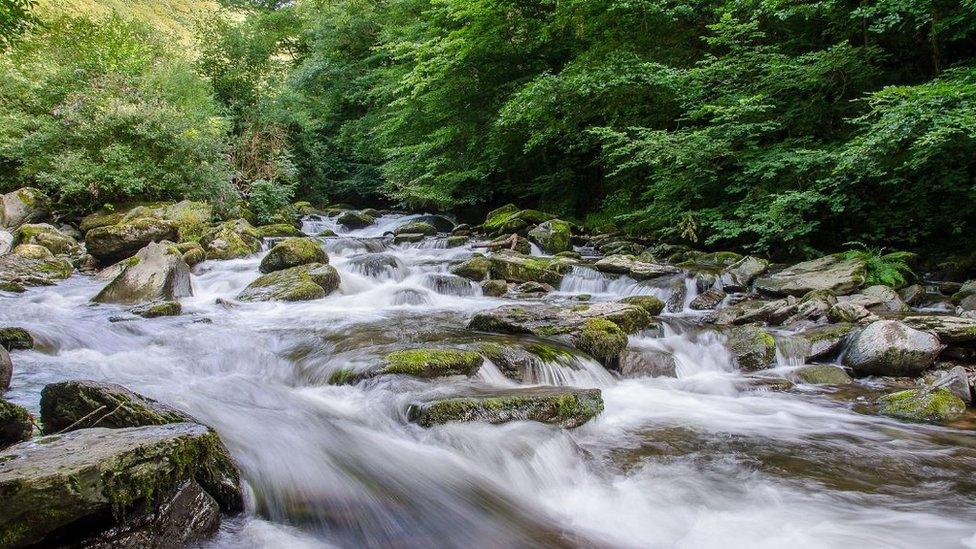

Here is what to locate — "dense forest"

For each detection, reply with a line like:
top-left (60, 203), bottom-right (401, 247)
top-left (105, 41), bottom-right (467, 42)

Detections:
top-left (1, 0), bottom-right (975, 263)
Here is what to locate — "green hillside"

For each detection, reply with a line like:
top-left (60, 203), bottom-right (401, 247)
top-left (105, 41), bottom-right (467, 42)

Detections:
top-left (36, 0), bottom-right (220, 46)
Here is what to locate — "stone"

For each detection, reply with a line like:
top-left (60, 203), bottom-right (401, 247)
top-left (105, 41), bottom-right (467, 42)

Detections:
top-left (407, 387), bottom-right (603, 428)
top-left (755, 255), bottom-right (866, 296)
top-left (877, 388), bottom-right (966, 423)
top-left (182, 246), bottom-right (206, 267)
top-left (318, 228), bottom-right (337, 237)
top-left (259, 238), bottom-right (328, 274)
top-left (0, 187), bottom-right (50, 229)
top-left (572, 318), bottom-right (628, 365)
top-left (619, 349), bottom-right (677, 378)
top-left (452, 223), bottom-right (472, 236)
top-left (93, 242), bottom-right (192, 305)
top-left (827, 301), bottom-right (877, 324)
top-left (0, 251), bottom-right (73, 288)
top-left (726, 324), bottom-right (776, 371)
top-left (0, 423), bottom-right (243, 547)
top-left (256, 223), bottom-right (304, 238)
top-left (347, 253), bottom-right (403, 279)
top-left (593, 254), bottom-right (678, 280)
top-left (132, 301), bottom-right (182, 318)
top-left (199, 219), bottom-right (261, 260)
top-left (793, 364), bottom-right (852, 385)
top-left (413, 214), bottom-right (455, 233)
top-left (382, 349), bottom-right (483, 379)
top-left (796, 323), bottom-right (854, 360)
top-left (393, 233), bottom-right (425, 244)
top-left (899, 284), bottom-right (927, 307)
top-left (82, 201), bottom-right (212, 242)
top-left (238, 263), bottom-right (340, 302)
top-left (39, 380), bottom-right (195, 434)
top-left (423, 273), bottom-right (477, 296)
top-left (843, 320), bottom-right (942, 377)
top-left (689, 288), bottom-right (726, 310)
top-left (861, 285), bottom-right (909, 312)
top-left (676, 251), bottom-right (743, 275)
top-left (86, 217), bottom-right (178, 263)
top-left (483, 206), bottom-right (555, 235)
top-left (0, 230), bottom-right (11, 256)
top-left (0, 347), bottom-right (10, 391)
top-left (13, 223), bottom-right (80, 256)
top-left (336, 210), bottom-right (376, 229)
top-left (394, 221), bottom-right (438, 236)
top-left (516, 281), bottom-right (554, 296)
top-left (469, 302), bottom-right (653, 341)
top-left (924, 366), bottom-right (972, 405)
top-left (0, 399), bottom-right (32, 449)
top-left (481, 279), bottom-right (508, 297)
top-left (445, 235), bottom-right (469, 247)
top-left (902, 315), bottom-right (976, 343)
top-left (619, 295), bottom-right (666, 316)
top-left (488, 251), bottom-right (570, 285)
top-left (793, 290), bottom-right (838, 320)
top-left (950, 280), bottom-right (976, 305)
top-left (719, 255), bottom-right (769, 291)
top-left (12, 243), bottom-right (52, 259)
top-left (528, 219), bottom-right (572, 254)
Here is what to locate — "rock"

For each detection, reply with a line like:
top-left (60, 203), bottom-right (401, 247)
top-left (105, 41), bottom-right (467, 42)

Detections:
top-left (619, 349), bottom-right (677, 378)
top-left (39, 380), bottom-right (195, 434)
top-left (485, 234), bottom-right (532, 254)
top-left (182, 246), bottom-right (207, 267)
top-left (238, 263), bottom-right (340, 302)
top-left (481, 279), bottom-right (508, 297)
top-left (483, 205), bottom-right (555, 235)
top-left (316, 228), bottom-right (337, 237)
top-left (861, 285), bottom-right (908, 312)
top-left (0, 423), bottom-right (243, 547)
top-left (347, 252), bottom-right (403, 279)
top-left (924, 366), bottom-right (972, 405)
top-left (255, 223), bottom-right (304, 238)
top-left (0, 399), bottom-right (32, 449)
top-left (336, 210), bottom-right (376, 229)
top-left (726, 324), bottom-right (776, 371)
top-left (516, 281), bottom-right (554, 296)
top-left (394, 221), bottom-right (438, 236)
top-left (86, 217), bottom-right (178, 263)
top-left (618, 295), bottom-right (665, 316)
top-left (452, 224), bottom-right (472, 236)
top-left (677, 251), bottom-right (743, 274)
top-left (0, 251), bottom-right (73, 288)
top-left (528, 219), bottom-right (572, 254)
top-left (0, 328), bottom-right (34, 351)
top-left (0, 187), bottom-right (50, 229)
top-left (488, 251), bottom-right (570, 285)
top-left (82, 201), bottom-right (212, 242)
top-left (483, 204), bottom-right (520, 230)
top-left (793, 365), bottom-right (852, 385)
top-left (12, 243), bottom-right (52, 259)
top-left (958, 294), bottom-right (976, 313)
top-left (755, 255), bottom-right (866, 296)
top-left (902, 315), bottom-right (976, 343)
top-left (293, 201), bottom-right (318, 216)
top-left (13, 223), bottom-right (80, 256)
top-left (689, 288), bottom-right (726, 310)
top-left (393, 233), bottom-right (425, 244)
top-left (446, 235), bottom-right (469, 247)
top-left (382, 349), bottom-right (483, 379)
top-left (719, 256), bottom-right (769, 291)
top-left (132, 301), bottom-right (182, 318)
top-left (556, 250), bottom-right (581, 259)
top-left (0, 230), bottom-right (11, 256)
top-left (843, 320), bottom-right (942, 377)
top-left (361, 208), bottom-right (381, 218)
top-left (470, 302), bottom-right (652, 342)
top-left (0, 348), bottom-right (10, 391)
top-left (899, 284), bottom-right (927, 307)
top-left (827, 301), bottom-right (877, 324)
top-left (950, 280), bottom-right (976, 305)
top-left (793, 289), bottom-right (838, 320)
top-left (594, 254), bottom-right (679, 280)
top-left (259, 238), bottom-right (328, 274)
top-left (796, 323), bottom-right (854, 360)
top-left (199, 219), bottom-right (261, 260)
top-left (877, 388), bottom-right (966, 423)
top-left (93, 242), bottom-right (192, 305)
top-left (407, 387), bottom-right (603, 428)
top-left (423, 273), bottom-right (478, 296)
top-left (572, 319), bottom-right (628, 365)
top-left (413, 214), bottom-right (455, 233)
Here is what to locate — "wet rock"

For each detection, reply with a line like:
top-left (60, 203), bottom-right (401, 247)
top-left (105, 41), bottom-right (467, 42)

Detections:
top-left (827, 301), bottom-right (877, 324)
top-left (86, 217), bottom-right (179, 263)
top-left (81, 201), bottom-right (208, 238)
top-left (451, 223), bottom-right (472, 236)
top-left (0, 187), bottom-right (50, 229)
top-left (317, 228), bottom-right (337, 237)
top-left (13, 223), bottom-right (81, 256)
top-left (347, 253), bottom-right (402, 279)
top-left (450, 254), bottom-right (490, 281)
top-left (337, 210), bottom-right (376, 229)
top-left (423, 273), bottom-right (477, 296)
top-left (200, 219), bottom-right (262, 260)
top-left (0, 230), bottom-right (11, 255)
top-left (481, 279), bottom-right (508, 297)
top-left (394, 221), bottom-right (438, 236)
top-left (726, 324), bottom-right (776, 371)
top-left (793, 364), bottom-right (852, 385)
top-left (556, 250), bottom-right (581, 259)
top-left (689, 288), bottom-right (726, 310)
top-left (713, 298), bottom-right (795, 326)
top-left (0, 327), bottom-right (33, 351)
top-left (797, 323), bottom-right (854, 361)
top-left (924, 366), bottom-right (972, 405)
top-left (446, 235), bottom-right (469, 247)
top-left (950, 280), bottom-right (976, 306)
top-left (0, 348), bottom-right (10, 391)
top-left (260, 238), bottom-right (328, 274)
top-left (719, 256), bottom-right (768, 291)
top-left (483, 205), bottom-right (554, 235)
top-left (843, 320), bottom-right (942, 377)
top-left (755, 255), bottom-right (866, 297)
top-left (0, 423), bottom-right (243, 547)
top-left (382, 348), bottom-right (483, 379)
top-left (572, 318), bottom-right (628, 365)
top-left (528, 219), bottom-right (572, 254)
top-left (238, 263), bottom-right (340, 302)
top-left (0, 399), bottom-right (32, 449)
top-left (594, 254), bottom-right (678, 280)
top-left (488, 251), bottom-right (570, 285)
top-left (408, 387), bottom-right (603, 428)
top-left (132, 301), bottom-right (182, 318)
top-left (619, 295), bottom-right (665, 316)
top-left (93, 242), bottom-right (192, 305)
top-left (860, 285), bottom-right (909, 312)
top-left (619, 349), bottom-right (677, 378)
top-left (677, 251), bottom-right (743, 275)
top-left (256, 223), bottom-right (304, 238)
top-left (898, 284), bottom-right (927, 306)
top-left (477, 343), bottom-right (535, 382)
top-left (877, 388), bottom-right (965, 423)
top-left (902, 315), bottom-right (976, 343)
top-left (182, 245), bottom-right (207, 267)
top-left (516, 281), bottom-right (554, 296)
top-left (391, 288), bottom-right (430, 306)
top-left (39, 380), bottom-right (195, 434)
top-left (469, 302), bottom-right (652, 340)
top-left (482, 234), bottom-right (532, 254)
top-left (393, 233), bottom-right (425, 244)
top-left (12, 243), bottom-right (53, 259)
top-left (413, 214), bottom-right (455, 233)
top-left (0, 250), bottom-right (73, 288)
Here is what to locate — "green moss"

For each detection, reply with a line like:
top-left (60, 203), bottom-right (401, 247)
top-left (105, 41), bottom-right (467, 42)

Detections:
top-left (0, 327), bottom-right (33, 350)
top-left (619, 295), bottom-right (665, 316)
top-left (256, 224), bottom-right (304, 238)
top-left (408, 388), bottom-right (604, 428)
top-left (527, 343), bottom-right (572, 363)
top-left (327, 368), bottom-right (358, 385)
top-left (383, 348), bottom-right (483, 379)
top-left (483, 204), bottom-right (520, 230)
top-left (878, 388), bottom-right (966, 423)
top-left (572, 318), bottom-right (627, 364)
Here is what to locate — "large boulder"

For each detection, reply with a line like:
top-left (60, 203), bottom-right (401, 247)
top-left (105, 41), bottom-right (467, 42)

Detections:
top-left (619, 295), bottom-right (666, 316)
top-left (393, 221), bottom-right (437, 236)
top-left (0, 187), bottom-right (50, 229)
top-left (469, 302), bottom-right (653, 338)
top-left (407, 387), bottom-right (603, 428)
top-left (199, 219), bottom-right (261, 260)
top-left (0, 250), bottom-right (73, 290)
top-left (950, 280), bottom-right (976, 307)
top-left (0, 230), bottom-right (11, 256)
top-left (593, 255), bottom-right (679, 280)
top-left (860, 285), bottom-right (908, 312)
top-left (93, 242), bottom-right (192, 305)
top-left (719, 255), bottom-right (769, 292)
top-left (796, 323), bottom-right (854, 361)
top-left (255, 223), bottom-right (304, 238)
top-left (843, 320), bottom-right (942, 377)
top-left (413, 214), bottom-right (455, 233)
top-left (259, 238), bottom-right (328, 274)
top-left (450, 254), bottom-right (490, 281)
top-left (86, 217), bottom-right (178, 263)
top-left (793, 364), bottom-right (853, 385)
top-left (726, 324), bottom-right (776, 371)
top-left (82, 201), bottom-right (212, 242)
top-left (0, 347), bottom-right (10, 391)
top-left (0, 399), bottom-right (32, 449)
top-left (13, 223), bottom-right (81, 256)
top-left (483, 205), bottom-right (555, 235)
top-left (572, 319), bottom-right (628, 365)
top-left (528, 219), bottom-right (572, 254)
top-left (488, 251), bottom-right (570, 285)
top-left (336, 210), bottom-right (376, 229)
top-left (755, 255), bottom-right (866, 296)
top-left (39, 380), bottom-right (195, 434)
top-left (238, 263), bottom-right (340, 302)
top-left (903, 315), bottom-right (976, 343)
top-left (877, 388), bottom-right (966, 423)
top-left (0, 423), bottom-right (243, 547)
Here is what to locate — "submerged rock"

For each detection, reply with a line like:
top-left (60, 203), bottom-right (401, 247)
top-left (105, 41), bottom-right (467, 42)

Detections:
top-left (0, 327), bottom-right (33, 351)
top-left (0, 399), bottom-right (32, 449)
top-left (259, 237), bottom-right (328, 274)
top-left (488, 251), bottom-right (570, 285)
top-left (0, 187), bottom-right (50, 229)
top-left (13, 223), bottom-right (81, 256)
top-left (755, 255), bottom-right (866, 297)
top-left (238, 263), bottom-right (340, 302)
top-left (528, 219), bottom-right (572, 254)
top-left (450, 254), bottom-right (490, 281)
top-left (39, 380), bottom-right (195, 434)
top-left (407, 387), bottom-right (603, 428)
top-left (93, 242), bottom-right (192, 305)
top-left (793, 365), bottom-right (852, 385)
top-left (877, 388), bottom-right (966, 423)
top-left (726, 324), bottom-right (776, 371)
top-left (131, 300), bottom-right (182, 318)
top-left (0, 423), bottom-right (243, 547)
top-left (347, 252), bottom-right (403, 279)
top-left (85, 217), bottom-right (178, 263)
top-left (393, 233), bottom-right (425, 244)
top-left (200, 219), bottom-right (262, 260)
top-left (383, 349), bottom-right (483, 379)
top-left (843, 320), bottom-right (942, 377)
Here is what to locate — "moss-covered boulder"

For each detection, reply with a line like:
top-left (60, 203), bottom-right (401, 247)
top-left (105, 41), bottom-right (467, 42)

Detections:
top-left (572, 319), bottom-right (628, 365)
top-left (182, 245), bottom-right (207, 267)
top-left (238, 263), bottom-right (340, 302)
top-left (726, 324), bottom-right (776, 371)
top-left (481, 279), bottom-right (508, 297)
top-left (407, 387), bottom-right (603, 428)
top-left (446, 235), bottom-right (469, 247)
top-left (11, 243), bottom-right (52, 260)
top-left (39, 380), bottom-right (195, 434)
top-left (593, 254), bottom-right (679, 280)
top-left (0, 327), bottom-right (33, 351)
top-left (719, 255), bottom-right (769, 292)
top-left (877, 388), bottom-right (966, 423)
top-left (93, 242), bottom-right (192, 305)
top-left (0, 422), bottom-right (243, 547)
top-left (393, 233), bottom-right (425, 244)
top-left (132, 300), bottom-right (182, 318)
top-left (259, 238), bottom-right (328, 274)
top-left (394, 221), bottom-right (438, 236)
top-left (843, 320), bottom-right (942, 377)
top-left (383, 349), bottom-right (483, 379)
top-left (755, 255), bottom-right (866, 297)
top-left (318, 228), bottom-right (338, 237)
top-left (81, 201), bottom-right (212, 243)
top-left (903, 315), bottom-right (976, 343)
top-left (86, 217), bottom-right (179, 263)
top-left (793, 365), bottom-right (853, 385)
top-left (470, 302), bottom-right (653, 337)
top-left (0, 399), bottom-right (32, 449)
top-left (528, 219), bottom-right (572, 254)
top-left (450, 254), bottom-right (490, 281)
top-left (0, 250), bottom-right (73, 288)
top-left (796, 323), bottom-right (854, 361)
top-left (256, 223), bottom-right (304, 238)
top-left (13, 223), bottom-right (80, 256)
top-left (483, 204), bottom-right (520, 230)
top-left (619, 295), bottom-right (666, 316)
top-left (0, 187), bottom-right (50, 229)
top-left (488, 251), bottom-right (570, 285)
top-left (0, 348), bottom-right (10, 391)
top-left (199, 219), bottom-right (262, 261)
top-left (336, 210), bottom-right (376, 229)
top-left (949, 280), bottom-right (976, 306)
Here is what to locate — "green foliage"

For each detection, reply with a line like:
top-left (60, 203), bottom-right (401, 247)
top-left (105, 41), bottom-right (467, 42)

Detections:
top-left (841, 243), bottom-right (916, 287)
top-left (0, 0), bottom-right (37, 49)
top-left (248, 178), bottom-right (294, 225)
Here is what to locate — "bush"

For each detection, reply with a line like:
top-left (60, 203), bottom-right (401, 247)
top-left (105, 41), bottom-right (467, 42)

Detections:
top-left (842, 243), bottom-right (916, 288)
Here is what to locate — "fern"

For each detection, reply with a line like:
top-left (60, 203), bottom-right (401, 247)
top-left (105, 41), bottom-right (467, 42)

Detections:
top-left (842, 242), bottom-right (916, 288)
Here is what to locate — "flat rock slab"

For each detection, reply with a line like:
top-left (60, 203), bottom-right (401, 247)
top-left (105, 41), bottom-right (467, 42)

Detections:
top-left (469, 302), bottom-right (654, 337)
top-left (755, 255), bottom-right (866, 296)
top-left (408, 387), bottom-right (604, 428)
top-left (40, 379), bottom-right (195, 434)
top-left (903, 315), bottom-right (976, 343)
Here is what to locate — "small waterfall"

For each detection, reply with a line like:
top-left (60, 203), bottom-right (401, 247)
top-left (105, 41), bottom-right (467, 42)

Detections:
top-left (476, 359), bottom-right (518, 386)
top-left (422, 273), bottom-right (480, 296)
top-left (559, 266), bottom-right (611, 294)
top-left (774, 334), bottom-right (809, 367)
top-left (528, 242), bottom-right (544, 256)
top-left (523, 354), bottom-right (615, 388)
top-left (346, 253), bottom-right (407, 281)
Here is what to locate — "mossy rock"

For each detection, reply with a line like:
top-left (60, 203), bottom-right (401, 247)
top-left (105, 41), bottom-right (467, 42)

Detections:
top-left (182, 247), bottom-right (206, 267)
top-left (726, 324), bottom-right (776, 371)
top-left (85, 217), bottom-right (179, 263)
top-left (394, 221), bottom-right (437, 236)
top-left (393, 233), bottom-right (425, 244)
top-left (843, 320), bottom-right (942, 377)
top-left (450, 254), bottom-right (490, 281)
top-left (200, 219), bottom-right (261, 261)
top-left (619, 295), bottom-right (665, 316)
top-left (336, 211), bottom-right (376, 229)
top-left (572, 318), bottom-right (628, 365)
top-left (238, 263), bottom-right (340, 302)
top-left (92, 242), bottom-right (191, 305)
top-left (793, 365), bottom-right (852, 385)
top-left (0, 187), bottom-right (50, 229)
top-left (0, 328), bottom-right (33, 351)
top-left (481, 279), bottom-right (508, 297)
top-left (408, 387), bottom-right (604, 428)
top-left (445, 235), bottom-right (469, 248)
top-left (382, 349), bottom-right (483, 379)
top-left (256, 224), bottom-right (304, 238)
top-left (11, 244), bottom-right (52, 260)
top-left (483, 204), bottom-right (520, 231)
top-left (13, 223), bottom-right (80, 256)
top-left (797, 323), bottom-right (853, 360)
top-left (259, 238), bottom-right (328, 274)
top-left (877, 388), bottom-right (966, 423)
top-left (0, 252), bottom-right (73, 288)
top-left (528, 219), bottom-right (572, 254)
top-left (488, 251), bottom-right (570, 285)
top-left (0, 400), bottom-right (33, 450)
top-left (39, 380), bottom-right (194, 434)
top-left (131, 301), bottom-right (182, 318)
top-left (318, 228), bottom-right (337, 237)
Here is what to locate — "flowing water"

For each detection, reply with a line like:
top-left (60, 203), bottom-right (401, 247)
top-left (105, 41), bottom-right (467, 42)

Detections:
top-left (3, 213), bottom-right (976, 548)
